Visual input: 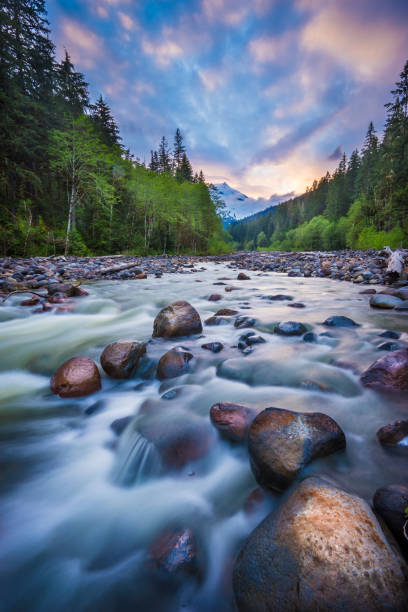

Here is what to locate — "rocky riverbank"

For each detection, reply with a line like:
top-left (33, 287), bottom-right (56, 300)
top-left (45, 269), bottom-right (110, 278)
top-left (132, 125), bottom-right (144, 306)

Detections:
top-left (1, 248), bottom-right (408, 295)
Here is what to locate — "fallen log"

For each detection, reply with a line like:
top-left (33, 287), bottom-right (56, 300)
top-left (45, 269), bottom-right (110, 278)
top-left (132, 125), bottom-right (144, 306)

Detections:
top-left (98, 261), bottom-right (142, 275)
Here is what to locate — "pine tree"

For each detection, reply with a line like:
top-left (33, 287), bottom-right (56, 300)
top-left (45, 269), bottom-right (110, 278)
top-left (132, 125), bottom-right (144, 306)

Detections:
top-left (173, 128), bottom-right (185, 171)
top-left (158, 136), bottom-right (171, 173)
top-left (91, 95), bottom-right (121, 147)
top-left (179, 152), bottom-right (193, 182)
top-left (149, 150), bottom-right (159, 172)
top-left (55, 50), bottom-right (89, 117)
top-left (198, 169), bottom-right (205, 183)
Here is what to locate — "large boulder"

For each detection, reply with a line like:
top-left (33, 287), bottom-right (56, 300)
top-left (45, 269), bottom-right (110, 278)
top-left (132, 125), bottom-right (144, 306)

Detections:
top-left (50, 356), bottom-right (101, 398)
top-left (233, 477), bottom-right (408, 611)
top-left (248, 407), bottom-right (345, 491)
top-left (373, 484), bottom-right (408, 554)
top-left (100, 340), bottom-right (146, 379)
top-left (156, 346), bottom-right (193, 380)
top-left (210, 402), bottom-right (256, 442)
top-left (152, 300), bottom-right (202, 338)
top-left (361, 349), bottom-right (408, 391)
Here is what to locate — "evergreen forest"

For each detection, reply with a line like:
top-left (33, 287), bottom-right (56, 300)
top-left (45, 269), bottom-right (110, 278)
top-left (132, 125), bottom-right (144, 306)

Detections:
top-left (229, 60), bottom-right (408, 252)
top-left (0, 1), bottom-right (232, 257)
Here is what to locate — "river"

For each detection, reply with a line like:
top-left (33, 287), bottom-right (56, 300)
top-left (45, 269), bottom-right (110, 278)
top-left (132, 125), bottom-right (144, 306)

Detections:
top-left (1, 262), bottom-right (407, 611)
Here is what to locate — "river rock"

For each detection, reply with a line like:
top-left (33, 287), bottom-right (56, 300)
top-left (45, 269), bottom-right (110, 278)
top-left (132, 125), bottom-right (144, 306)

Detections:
top-left (373, 484), bottom-right (408, 554)
top-left (248, 407), bottom-right (346, 491)
top-left (395, 300), bottom-right (408, 311)
top-left (210, 402), bottom-right (256, 442)
top-left (303, 331), bottom-right (317, 343)
top-left (156, 347), bottom-right (193, 380)
top-left (237, 272), bottom-right (250, 280)
top-left (215, 308), bottom-right (238, 316)
top-left (110, 415), bottom-right (133, 436)
top-left (20, 295), bottom-right (41, 306)
top-left (377, 420), bottom-right (408, 446)
top-left (361, 349), bottom-right (408, 391)
top-left (100, 340), bottom-right (146, 379)
top-left (323, 315), bottom-right (359, 327)
top-left (380, 330), bottom-right (401, 339)
top-left (265, 294), bottom-right (293, 301)
top-left (148, 528), bottom-right (202, 581)
top-left (370, 294), bottom-right (403, 309)
top-left (201, 342), bottom-right (224, 353)
top-left (50, 356), bottom-right (101, 398)
top-left (274, 321), bottom-right (307, 336)
top-left (233, 477), bottom-right (408, 611)
top-left (138, 409), bottom-right (214, 468)
top-left (205, 315), bottom-right (230, 326)
top-left (152, 300), bottom-right (202, 338)
top-left (234, 316), bottom-right (256, 329)
top-left (208, 293), bottom-right (222, 301)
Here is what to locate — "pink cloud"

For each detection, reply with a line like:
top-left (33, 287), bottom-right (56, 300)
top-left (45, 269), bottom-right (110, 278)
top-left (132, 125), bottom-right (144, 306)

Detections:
top-left (60, 19), bottom-right (105, 68)
top-left (301, 5), bottom-right (407, 81)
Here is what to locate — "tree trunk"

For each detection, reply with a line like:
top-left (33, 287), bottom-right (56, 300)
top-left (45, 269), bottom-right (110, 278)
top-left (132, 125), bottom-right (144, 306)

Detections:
top-left (65, 184), bottom-right (75, 256)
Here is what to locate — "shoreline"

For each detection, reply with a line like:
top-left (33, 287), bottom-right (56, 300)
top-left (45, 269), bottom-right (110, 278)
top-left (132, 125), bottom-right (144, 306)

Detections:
top-left (1, 249), bottom-right (407, 294)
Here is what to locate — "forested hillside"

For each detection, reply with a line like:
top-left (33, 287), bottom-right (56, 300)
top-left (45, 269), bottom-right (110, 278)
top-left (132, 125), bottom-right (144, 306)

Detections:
top-left (230, 61), bottom-right (408, 252)
top-left (0, 1), bottom-right (231, 257)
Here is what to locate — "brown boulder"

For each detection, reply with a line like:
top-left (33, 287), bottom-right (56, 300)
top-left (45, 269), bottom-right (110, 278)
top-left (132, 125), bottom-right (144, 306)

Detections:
top-left (361, 349), bottom-right (408, 391)
top-left (152, 300), bottom-right (202, 338)
top-left (100, 340), bottom-right (146, 379)
top-left (208, 293), bottom-right (222, 301)
top-left (50, 356), bottom-right (101, 398)
top-left (210, 402), bottom-right (256, 442)
top-left (237, 272), bottom-right (250, 280)
top-left (248, 407), bottom-right (346, 491)
top-left (233, 477), bottom-right (408, 611)
top-left (156, 347), bottom-right (193, 380)
top-left (377, 420), bottom-right (408, 446)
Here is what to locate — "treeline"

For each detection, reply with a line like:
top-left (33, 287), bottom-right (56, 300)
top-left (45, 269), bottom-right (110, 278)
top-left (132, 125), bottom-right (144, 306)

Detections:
top-left (230, 60), bottom-right (408, 252)
top-left (0, 1), bottom-right (231, 257)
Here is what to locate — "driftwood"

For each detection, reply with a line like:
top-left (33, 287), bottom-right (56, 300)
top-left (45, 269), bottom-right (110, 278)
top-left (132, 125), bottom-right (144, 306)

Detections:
top-left (384, 246), bottom-right (404, 278)
top-left (1, 289), bottom-right (47, 303)
top-left (98, 261), bottom-right (141, 275)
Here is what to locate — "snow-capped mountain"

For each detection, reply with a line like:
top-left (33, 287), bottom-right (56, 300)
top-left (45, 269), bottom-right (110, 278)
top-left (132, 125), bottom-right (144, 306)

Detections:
top-left (210, 182), bottom-right (293, 221)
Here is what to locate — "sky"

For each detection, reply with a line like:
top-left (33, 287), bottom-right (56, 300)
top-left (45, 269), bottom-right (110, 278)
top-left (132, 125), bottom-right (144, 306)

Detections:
top-left (47, 0), bottom-right (408, 203)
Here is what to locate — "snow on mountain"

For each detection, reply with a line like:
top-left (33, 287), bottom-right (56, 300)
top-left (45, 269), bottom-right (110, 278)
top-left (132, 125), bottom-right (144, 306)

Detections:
top-left (210, 182), bottom-right (294, 221)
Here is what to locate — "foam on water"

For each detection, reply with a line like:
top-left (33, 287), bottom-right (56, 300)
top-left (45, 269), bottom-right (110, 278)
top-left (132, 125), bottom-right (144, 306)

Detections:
top-left (1, 263), bottom-right (407, 611)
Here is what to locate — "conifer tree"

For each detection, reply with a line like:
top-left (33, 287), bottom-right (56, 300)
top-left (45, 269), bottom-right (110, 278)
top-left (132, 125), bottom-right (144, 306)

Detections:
top-left (173, 128), bottom-right (185, 171)
top-left (55, 50), bottom-right (89, 117)
top-left (158, 136), bottom-right (171, 173)
top-left (91, 95), bottom-right (121, 147)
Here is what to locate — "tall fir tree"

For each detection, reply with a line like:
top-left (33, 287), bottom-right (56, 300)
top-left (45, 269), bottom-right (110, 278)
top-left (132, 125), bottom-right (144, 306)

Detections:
top-left (91, 95), bottom-right (121, 148)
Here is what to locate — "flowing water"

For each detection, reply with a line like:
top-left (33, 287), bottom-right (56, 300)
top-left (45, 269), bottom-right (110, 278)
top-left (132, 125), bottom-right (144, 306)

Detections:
top-left (1, 263), bottom-right (408, 611)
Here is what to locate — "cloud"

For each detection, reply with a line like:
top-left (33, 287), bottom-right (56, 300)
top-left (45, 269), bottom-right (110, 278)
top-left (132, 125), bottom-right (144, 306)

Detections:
top-left (118, 11), bottom-right (137, 31)
top-left (60, 19), bottom-right (105, 68)
top-left (328, 145), bottom-right (342, 160)
top-left (301, 5), bottom-right (407, 81)
top-left (141, 34), bottom-right (183, 67)
top-left (202, 0), bottom-right (249, 25)
top-left (249, 33), bottom-right (292, 64)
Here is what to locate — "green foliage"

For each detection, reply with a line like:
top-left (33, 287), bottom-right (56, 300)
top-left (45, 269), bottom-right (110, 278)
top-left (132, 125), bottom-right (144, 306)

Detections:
top-left (0, 2), bottom-right (225, 256)
top-left (230, 59), bottom-right (408, 252)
